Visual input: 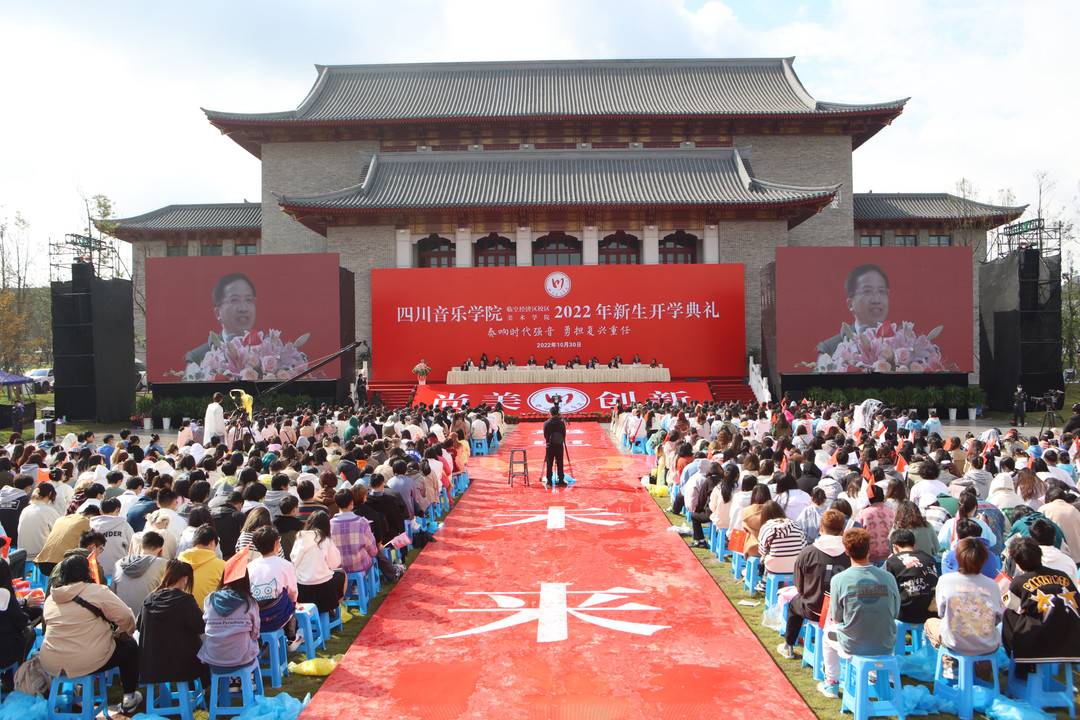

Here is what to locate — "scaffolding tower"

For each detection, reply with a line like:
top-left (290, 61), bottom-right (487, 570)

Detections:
top-left (987, 218), bottom-right (1063, 261)
top-left (49, 233), bottom-right (127, 283)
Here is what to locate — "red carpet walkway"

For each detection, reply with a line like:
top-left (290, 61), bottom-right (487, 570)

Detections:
top-left (302, 422), bottom-right (814, 720)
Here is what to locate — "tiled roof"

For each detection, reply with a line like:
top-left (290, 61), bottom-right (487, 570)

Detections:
top-left (853, 193), bottom-right (1026, 225)
top-left (103, 203), bottom-right (261, 237)
top-left (277, 147), bottom-right (839, 212)
top-left (205, 58), bottom-right (907, 124)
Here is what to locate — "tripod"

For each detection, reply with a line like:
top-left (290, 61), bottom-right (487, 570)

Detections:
top-left (1040, 405), bottom-right (1064, 435)
top-left (227, 408), bottom-right (257, 451)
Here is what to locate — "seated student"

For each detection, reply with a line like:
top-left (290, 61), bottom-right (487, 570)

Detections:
top-left (211, 491), bottom-right (245, 560)
top-left (0, 474), bottom-right (32, 547)
top-left (273, 495), bottom-right (304, 558)
top-left (290, 511), bottom-right (346, 613)
top-left (330, 490), bottom-right (379, 574)
top-left (941, 518), bottom-right (1001, 580)
top-left (366, 473), bottom-right (408, 538)
top-left (114, 530), bottom-right (169, 619)
top-left (924, 537), bottom-right (1003, 677)
top-left (884, 528), bottom-right (939, 625)
top-left (263, 473), bottom-right (292, 520)
top-left (1028, 517), bottom-right (1078, 583)
top-left (0, 558), bottom-right (36, 694)
top-left (938, 490), bottom-right (998, 552)
top-left (297, 479), bottom-right (326, 521)
top-left (818, 528), bottom-right (900, 698)
top-left (235, 507), bottom-right (280, 559)
top-left (40, 555), bottom-right (142, 714)
top-left (178, 524), bottom-right (226, 609)
top-left (198, 552), bottom-right (260, 673)
top-left (35, 505), bottom-right (93, 576)
top-left (854, 485), bottom-right (895, 564)
top-left (248, 527), bottom-right (302, 652)
top-left (17, 482), bottom-right (60, 560)
top-left (89, 497), bottom-right (134, 573)
top-left (758, 500), bottom-right (806, 577)
top-left (47, 527), bottom-right (107, 595)
top-left (778, 509), bottom-right (850, 659)
top-left (1002, 537), bottom-right (1080, 674)
top-left (138, 559), bottom-right (205, 689)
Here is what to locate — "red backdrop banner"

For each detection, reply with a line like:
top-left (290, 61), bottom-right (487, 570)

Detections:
top-left (413, 382), bottom-right (713, 416)
top-left (145, 254), bottom-right (343, 383)
top-left (774, 247), bottom-right (974, 374)
top-left (372, 264), bottom-right (745, 381)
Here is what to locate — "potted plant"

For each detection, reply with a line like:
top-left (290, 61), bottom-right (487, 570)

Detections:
top-left (156, 398), bottom-right (175, 431)
top-left (966, 385), bottom-right (986, 420)
top-left (944, 386), bottom-right (965, 422)
top-left (135, 395), bottom-right (154, 430)
top-left (925, 386), bottom-right (944, 416)
top-left (907, 387), bottom-right (928, 414)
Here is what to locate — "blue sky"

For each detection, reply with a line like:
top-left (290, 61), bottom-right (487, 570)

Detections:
top-left (2, 0), bottom-right (1078, 279)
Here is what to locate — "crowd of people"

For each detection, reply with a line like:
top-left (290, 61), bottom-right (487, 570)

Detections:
top-left (614, 397), bottom-right (1080, 701)
top-left (460, 352), bottom-right (659, 370)
top-left (0, 400), bottom-right (503, 712)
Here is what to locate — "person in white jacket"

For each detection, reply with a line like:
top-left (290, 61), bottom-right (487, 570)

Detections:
top-left (289, 511), bottom-right (345, 613)
top-left (89, 498), bottom-right (134, 574)
top-left (17, 483), bottom-right (61, 559)
top-left (203, 393), bottom-right (227, 444)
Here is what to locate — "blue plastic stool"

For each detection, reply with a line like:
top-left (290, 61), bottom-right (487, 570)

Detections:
top-left (365, 562), bottom-right (381, 597)
top-left (765, 572), bottom-right (794, 609)
top-left (439, 487), bottom-right (451, 513)
top-left (743, 556), bottom-right (762, 595)
top-left (294, 602), bottom-right (325, 660)
top-left (424, 503), bottom-right (440, 533)
top-left (257, 629), bottom-right (289, 689)
top-left (344, 570), bottom-right (369, 615)
top-left (145, 680), bottom-right (205, 720)
top-left (26, 561), bottom-right (46, 590)
top-left (840, 655), bottom-right (906, 720)
top-left (893, 620), bottom-right (926, 656)
top-left (621, 434), bottom-right (631, 449)
top-left (669, 483), bottom-right (681, 507)
top-left (933, 646), bottom-right (1000, 720)
top-left (730, 550), bottom-right (746, 579)
top-left (1006, 661), bottom-right (1075, 718)
top-left (320, 607), bottom-right (343, 639)
top-left (470, 438), bottom-right (488, 456)
top-left (208, 659), bottom-right (264, 720)
top-left (710, 527), bottom-right (729, 561)
top-left (801, 620), bottom-right (825, 681)
top-left (631, 437), bottom-right (648, 454)
top-left (48, 671), bottom-right (112, 720)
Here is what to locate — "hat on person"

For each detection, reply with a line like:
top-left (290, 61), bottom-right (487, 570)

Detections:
top-left (917, 494), bottom-right (939, 511)
top-left (223, 548), bottom-right (249, 584)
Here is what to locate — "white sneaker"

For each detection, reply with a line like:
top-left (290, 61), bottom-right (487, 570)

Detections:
top-left (776, 642), bottom-right (796, 660)
top-left (120, 690), bottom-right (143, 715)
top-left (288, 633), bottom-right (305, 653)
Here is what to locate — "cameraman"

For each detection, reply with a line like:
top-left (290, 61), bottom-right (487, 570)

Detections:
top-left (1011, 385), bottom-right (1027, 427)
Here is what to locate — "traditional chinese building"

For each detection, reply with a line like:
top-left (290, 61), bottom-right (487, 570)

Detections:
top-left (107, 58), bottom-right (1024, 388)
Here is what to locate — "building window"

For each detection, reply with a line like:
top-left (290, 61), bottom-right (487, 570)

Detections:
top-left (201, 240), bottom-right (223, 256)
top-left (474, 233), bottom-right (516, 267)
top-left (417, 234), bottom-right (456, 268)
top-left (894, 234), bottom-right (917, 247)
top-left (234, 240), bottom-right (257, 255)
top-left (165, 242), bottom-right (187, 257)
top-left (598, 231), bottom-right (641, 265)
top-left (532, 232), bottom-right (582, 266)
top-left (927, 235), bottom-right (952, 247)
top-left (858, 235), bottom-right (882, 247)
top-left (659, 230), bottom-right (698, 264)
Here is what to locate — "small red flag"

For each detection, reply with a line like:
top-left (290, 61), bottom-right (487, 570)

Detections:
top-left (875, 424), bottom-right (886, 438)
top-left (1071, 436), bottom-right (1080, 460)
top-left (896, 454), bottom-right (908, 473)
top-left (86, 548), bottom-right (102, 584)
top-left (828, 448), bottom-right (840, 466)
top-left (863, 463), bottom-right (876, 499)
top-left (780, 453), bottom-right (789, 475)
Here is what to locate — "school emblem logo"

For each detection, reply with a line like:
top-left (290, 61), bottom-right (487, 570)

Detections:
top-left (528, 387), bottom-right (589, 414)
top-left (544, 271), bottom-right (571, 298)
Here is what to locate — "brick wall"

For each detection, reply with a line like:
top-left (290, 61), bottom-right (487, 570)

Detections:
top-left (717, 219), bottom-right (788, 354)
top-left (326, 224), bottom-right (396, 344)
top-left (732, 134), bottom-right (854, 247)
top-left (260, 140), bottom-right (378, 253)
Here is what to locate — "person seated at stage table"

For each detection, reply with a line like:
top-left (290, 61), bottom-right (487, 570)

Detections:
top-left (479, 352), bottom-right (489, 366)
top-left (650, 358), bottom-right (660, 368)
top-left (607, 357), bottom-right (620, 369)
top-left (632, 353), bottom-right (642, 364)
top-left (491, 356), bottom-right (506, 370)
top-left (544, 356), bottom-right (557, 369)
top-left (460, 357), bottom-right (474, 371)
top-left (526, 355), bottom-right (537, 366)
top-left (506, 356), bottom-right (516, 367)
top-left (586, 356), bottom-right (600, 369)
top-left (564, 358), bottom-right (577, 369)
top-left (477, 356), bottom-right (489, 370)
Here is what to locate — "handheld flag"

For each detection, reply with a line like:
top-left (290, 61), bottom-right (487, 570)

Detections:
top-left (828, 448), bottom-right (840, 466)
top-left (223, 547), bottom-right (250, 584)
top-left (388, 532), bottom-right (411, 550)
top-left (875, 424), bottom-right (886, 439)
top-left (780, 453), bottom-right (789, 476)
top-left (862, 463), bottom-right (876, 499)
top-left (895, 453), bottom-right (908, 474)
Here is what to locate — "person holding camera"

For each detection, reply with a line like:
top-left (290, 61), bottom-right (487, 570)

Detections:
top-left (543, 406), bottom-right (567, 487)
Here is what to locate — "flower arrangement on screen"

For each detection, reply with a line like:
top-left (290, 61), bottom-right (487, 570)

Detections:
top-left (412, 361), bottom-right (432, 377)
top-left (803, 322), bottom-right (958, 373)
top-left (177, 330), bottom-right (311, 381)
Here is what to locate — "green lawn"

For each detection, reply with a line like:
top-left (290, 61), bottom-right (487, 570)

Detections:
top-left (649, 494), bottom-right (1077, 720)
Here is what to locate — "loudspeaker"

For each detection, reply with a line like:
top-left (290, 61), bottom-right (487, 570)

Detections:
top-left (51, 264), bottom-right (134, 422)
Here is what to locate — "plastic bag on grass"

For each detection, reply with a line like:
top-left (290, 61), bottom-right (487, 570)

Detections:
top-left (0, 691), bottom-right (47, 720)
top-left (647, 483), bottom-right (668, 498)
top-left (287, 654), bottom-right (344, 676)
top-left (983, 696), bottom-right (1054, 720)
top-left (761, 602), bottom-right (784, 632)
top-left (898, 684), bottom-right (954, 715)
top-left (235, 692), bottom-right (308, 720)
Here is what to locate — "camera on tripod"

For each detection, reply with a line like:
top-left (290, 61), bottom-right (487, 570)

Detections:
top-left (1037, 390), bottom-right (1064, 409)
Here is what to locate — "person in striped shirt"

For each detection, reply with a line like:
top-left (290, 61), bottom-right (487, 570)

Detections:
top-left (329, 490), bottom-right (378, 574)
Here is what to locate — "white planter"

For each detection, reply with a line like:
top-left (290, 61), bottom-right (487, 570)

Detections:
top-left (948, 408), bottom-right (957, 422)
top-left (142, 418), bottom-right (152, 430)
top-left (967, 407), bottom-right (977, 420)
top-left (162, 418), bottom-right (172, 431)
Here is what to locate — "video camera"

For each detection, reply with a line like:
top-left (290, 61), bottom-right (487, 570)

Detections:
top-left (1036, 389), bottom-right (1065, 409)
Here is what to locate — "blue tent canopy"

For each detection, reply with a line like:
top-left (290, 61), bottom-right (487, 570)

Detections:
top-left (0, 370), bottom-right (33, 386)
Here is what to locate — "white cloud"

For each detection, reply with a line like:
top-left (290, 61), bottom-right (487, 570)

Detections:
top-left (3, 0), bottom-right (1078, 280)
